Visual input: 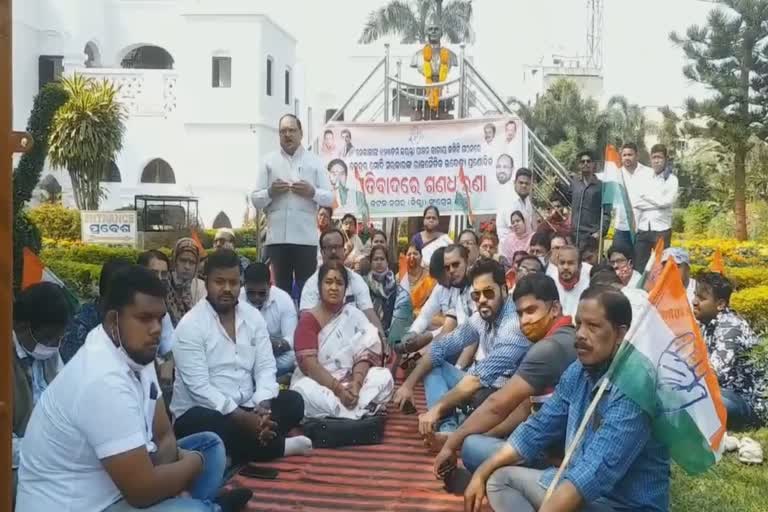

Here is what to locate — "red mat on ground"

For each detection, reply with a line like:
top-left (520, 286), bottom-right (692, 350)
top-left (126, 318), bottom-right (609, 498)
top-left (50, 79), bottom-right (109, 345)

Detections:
top-left (229, 384), bottom-right (466, 512)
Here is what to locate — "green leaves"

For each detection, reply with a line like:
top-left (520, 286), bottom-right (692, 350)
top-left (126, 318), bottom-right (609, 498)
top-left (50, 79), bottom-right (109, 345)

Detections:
top-left (358, 0), bottom-right (473, 44)
top-left (48, 74), bottom-right (126, 210)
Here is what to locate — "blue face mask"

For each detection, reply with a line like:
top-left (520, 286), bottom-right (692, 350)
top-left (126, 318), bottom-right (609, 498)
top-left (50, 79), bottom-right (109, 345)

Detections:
top-left (26, 327), bottom-right (60, 361)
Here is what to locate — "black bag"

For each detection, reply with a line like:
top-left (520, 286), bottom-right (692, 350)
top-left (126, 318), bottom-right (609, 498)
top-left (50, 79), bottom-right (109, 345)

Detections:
top-left (303, 414), bottom-right (386, 448)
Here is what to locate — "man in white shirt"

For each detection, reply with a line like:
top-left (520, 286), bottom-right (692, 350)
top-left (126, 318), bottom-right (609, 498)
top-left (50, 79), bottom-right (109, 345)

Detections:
top-left (612, 142), bottom-right (653, 251)
top-left (300, 229), bottom-right (384, 332)
top-left (550, 246), bottom-right (591, 316)
top-left (496, 168), bottom-right (537, 246)
top-left (633, 143), bottom-right (679, 271)
top-left (252, 114), bottom-right (334, 297)
top-left (172, 250), bottom-right (311, 464)
top-left (16, 265), bottom-right (252, 512)
top-left (241, 262), bottom-right (298, 378)
top-left (662, 248), bottom-right (697, 305)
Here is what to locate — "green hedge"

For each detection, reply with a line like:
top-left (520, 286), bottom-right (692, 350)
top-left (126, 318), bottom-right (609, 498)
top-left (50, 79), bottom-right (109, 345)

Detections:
top-left (732, 286), bottom-right (768, 334)
top-left (691, 265), bottom-right (768, 290)
top-left (201, 228), bottom-right (260, 249)
top-left (46, 260), bottom-right (101, 300)
top-left (27, 204), bottom-right (81, 241)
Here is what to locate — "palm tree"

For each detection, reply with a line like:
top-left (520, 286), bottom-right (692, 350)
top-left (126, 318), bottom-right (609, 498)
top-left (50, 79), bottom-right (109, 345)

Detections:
top-left (48, 75), bottom-right (126, 210)
top-left (358, 0), bottom-right (474, 44)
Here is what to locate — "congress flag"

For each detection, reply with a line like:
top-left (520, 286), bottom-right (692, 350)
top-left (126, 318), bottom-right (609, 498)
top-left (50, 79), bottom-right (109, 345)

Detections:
top-left (22, 247), bottom-right (79, 308)
top-left (601, 144), bottom-right (636, 242)
top-left (609, 260), bottom-right (727, 474)
top-left (454, 164), bottom-right (475, 226)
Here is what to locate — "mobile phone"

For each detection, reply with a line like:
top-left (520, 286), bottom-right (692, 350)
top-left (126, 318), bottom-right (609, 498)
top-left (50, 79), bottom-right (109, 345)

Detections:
top-left (239, 465), bottom-right (279, 480)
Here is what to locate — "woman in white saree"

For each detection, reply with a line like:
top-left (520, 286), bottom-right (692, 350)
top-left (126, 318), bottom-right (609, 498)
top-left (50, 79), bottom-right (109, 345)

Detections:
top-left (291, 263), bottom-right (394, 419)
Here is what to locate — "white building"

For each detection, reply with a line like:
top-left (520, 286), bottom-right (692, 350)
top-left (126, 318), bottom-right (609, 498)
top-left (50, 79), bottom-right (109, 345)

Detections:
top-left (13, 0), bottom-right (304, 229)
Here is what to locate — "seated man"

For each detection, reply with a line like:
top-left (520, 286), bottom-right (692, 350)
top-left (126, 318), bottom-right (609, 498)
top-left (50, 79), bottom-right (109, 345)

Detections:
top-left (662, 247), bottom-right (697, 305)
top-left (301, 229), bottom-right (383, 333)
top-left (608, 244), bottom-right (642, 289)
top-left (393, 259), bottom-right (531, 445)
top-left (60, 258), bottom-right (131, 363)
top-left (465, 286), bottom-right (670, 512)
top-left (172, 249), bottom-right (311, 463)
top-left (16, 265), bottom-right (251, 512)
top-left (693, 272), bottom-right (767, 429)
top-left (213, 228), bottom-right (251, 282)
top-left (433, 273), bottom-right (576, 477)
top-left (241, 262), bottom-right (298, 379)
top-left (578, 236), bottom-right (600, 267)
top-left (12, 283), bottom-right (72, 497)
top-left (397, 245), bottom-right (475, 366)
top-left (548, 245), bottom-right (591, 316)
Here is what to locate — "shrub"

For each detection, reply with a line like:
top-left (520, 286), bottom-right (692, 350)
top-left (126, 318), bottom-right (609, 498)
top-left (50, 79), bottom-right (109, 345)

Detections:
top-left (706, 202), bottom-right (768, 241)
top-left (202, 228), bottom-right (260, 248)
top-left (45, 259), bottom-right (102, 300)
top-left (672, 208), bottom-right (686, 233)
top-left (42, 245), bottom-right (140, 267)
top-left (731, 286), bottom-right (768, 334)
top-left (238, 248), bottom-right (259, 262)
top-left (691, 265), bottom-right (768, 290)
top-left (28, 203), bottom-right (81, 241)
top-left (682, 201), bottom-right (717, 237)
top-left (676, 239), bottom-right (768, 268)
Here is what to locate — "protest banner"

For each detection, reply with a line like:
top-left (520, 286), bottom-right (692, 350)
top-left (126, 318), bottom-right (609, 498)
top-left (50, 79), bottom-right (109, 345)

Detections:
top-left (319, 117), bottom-right (526, 218)
top-left (81, 211), bottom-right (138, 247)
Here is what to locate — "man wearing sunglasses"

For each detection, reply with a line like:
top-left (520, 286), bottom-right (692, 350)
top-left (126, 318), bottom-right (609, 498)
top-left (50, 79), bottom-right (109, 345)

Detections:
top-left (434, 273), bottom-right (576, 482)
top-left (241, 262), bottom-right (298, 379)
top-left (393, 258), bottom-right (531, 450)
top-left (570, 150), bottom-right (610, 248)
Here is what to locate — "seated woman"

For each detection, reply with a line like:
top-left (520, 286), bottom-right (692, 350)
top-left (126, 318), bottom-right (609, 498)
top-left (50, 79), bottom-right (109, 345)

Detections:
top-left (291, 263), bottom-right (394, 419)
top-left (341, 213), bottom-right (365, 268)
top-left (165, 237), bottom-right (207, 326)
top-left (411, 206), bottom-right (452, 268)
top-left (364, 246), bottom-right (397, 333)
top-left (500, 210), bottom-right (533, 263)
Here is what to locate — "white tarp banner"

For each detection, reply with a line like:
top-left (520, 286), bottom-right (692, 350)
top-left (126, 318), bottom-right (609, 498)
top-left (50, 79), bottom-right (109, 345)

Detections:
top-left (319, 116), bottom-right (526, 218)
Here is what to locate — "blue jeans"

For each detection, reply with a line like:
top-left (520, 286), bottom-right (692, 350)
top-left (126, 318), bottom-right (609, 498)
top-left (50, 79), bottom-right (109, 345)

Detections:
top-left (612, 230), bottom-right (633, 251)
top-left (461, 434), bottom-right (505, 473)
top-left (276, 350), bottom-right (297, 377)
top-left (721, 388), bottom-right (759, 431)
top-left (104, 432), bottom-right (226, 512)
top-left (424, 364), bottom-right (466, 432)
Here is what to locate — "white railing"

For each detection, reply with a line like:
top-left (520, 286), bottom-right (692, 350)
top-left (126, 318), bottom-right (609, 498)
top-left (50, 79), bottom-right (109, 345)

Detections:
top-left (77, 68), bottom-right (179, 118)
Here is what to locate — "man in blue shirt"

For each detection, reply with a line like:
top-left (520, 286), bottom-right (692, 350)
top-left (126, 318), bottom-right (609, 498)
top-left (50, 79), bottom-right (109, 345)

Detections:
top-left (392, 258), bottom-right (531, 447)
top-left (465, 285), bottom-right (670, 512)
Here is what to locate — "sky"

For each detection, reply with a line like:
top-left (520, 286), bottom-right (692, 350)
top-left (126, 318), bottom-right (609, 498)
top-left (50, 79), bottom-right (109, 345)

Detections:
top-left (262, 0), bottom-right (716, 110)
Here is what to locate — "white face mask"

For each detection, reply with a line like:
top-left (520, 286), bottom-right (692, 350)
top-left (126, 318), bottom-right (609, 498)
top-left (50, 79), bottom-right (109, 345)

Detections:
top-left (112, 312), bottom-right (153, 372)
top-left (26, 327), bottom-right (60, 361)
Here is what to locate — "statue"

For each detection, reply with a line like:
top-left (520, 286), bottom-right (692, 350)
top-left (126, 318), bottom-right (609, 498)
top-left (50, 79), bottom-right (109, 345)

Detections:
top-left (410, 25), bottom-right (458, 118)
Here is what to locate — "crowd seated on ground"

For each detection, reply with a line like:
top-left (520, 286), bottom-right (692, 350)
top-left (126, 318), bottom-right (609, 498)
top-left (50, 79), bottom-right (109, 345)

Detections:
top-left (13, 201), bottom-right (767, 512)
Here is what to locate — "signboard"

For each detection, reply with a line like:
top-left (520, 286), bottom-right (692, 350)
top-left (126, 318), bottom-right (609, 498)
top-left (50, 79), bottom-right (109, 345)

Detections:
top-left (81, 211), bottom-right (138, 247)
top-left (319, 116), bottom-right (526, 218)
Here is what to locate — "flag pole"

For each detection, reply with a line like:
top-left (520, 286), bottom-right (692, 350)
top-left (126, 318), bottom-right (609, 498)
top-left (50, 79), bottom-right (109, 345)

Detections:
top-left (542, 298), bottom-right (655, 502)
top-left (597, 202), bottom-right (605, 263)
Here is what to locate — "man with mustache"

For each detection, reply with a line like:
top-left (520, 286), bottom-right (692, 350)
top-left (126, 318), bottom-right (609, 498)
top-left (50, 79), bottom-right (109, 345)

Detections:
top-left (550, 245), bottom-right (591, 316)
top-left (393, 258), bottom-right (530, 449)
top-left (433, 273), bottom-right (576, 482)
top-left (171, 249), bottom-right (311, 464)
top-left (465, 286), bottom-right (670, 512)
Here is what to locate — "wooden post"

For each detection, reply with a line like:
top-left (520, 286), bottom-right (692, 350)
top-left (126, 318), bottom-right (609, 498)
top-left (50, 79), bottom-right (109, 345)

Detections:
top-left (1, 2), bottom-right (33, 508)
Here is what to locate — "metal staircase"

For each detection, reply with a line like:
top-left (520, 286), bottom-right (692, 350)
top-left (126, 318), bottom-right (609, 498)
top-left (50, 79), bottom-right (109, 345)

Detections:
top-left (317, 44), bottom-right (573, 224)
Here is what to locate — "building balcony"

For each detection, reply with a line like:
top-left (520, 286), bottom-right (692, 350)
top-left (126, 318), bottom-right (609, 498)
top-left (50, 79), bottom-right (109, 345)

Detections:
top-left (77, 68), bottom-right (178, 118)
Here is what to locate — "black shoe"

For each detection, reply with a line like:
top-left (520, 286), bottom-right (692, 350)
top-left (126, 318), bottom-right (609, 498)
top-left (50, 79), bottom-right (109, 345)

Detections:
top-left (443, 467), bottom-right (472, 495)
top-left (215, 488), bottom-right (253, 512)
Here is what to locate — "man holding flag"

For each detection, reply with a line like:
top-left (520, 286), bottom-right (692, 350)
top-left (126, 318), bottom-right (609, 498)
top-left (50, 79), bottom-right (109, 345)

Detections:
top-left (465, 286), bottom-right (671, 512)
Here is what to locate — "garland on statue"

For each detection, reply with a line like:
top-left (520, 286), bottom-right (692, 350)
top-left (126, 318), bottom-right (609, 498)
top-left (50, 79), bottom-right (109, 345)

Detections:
top-left (422, 45), bottom-right (449, 111)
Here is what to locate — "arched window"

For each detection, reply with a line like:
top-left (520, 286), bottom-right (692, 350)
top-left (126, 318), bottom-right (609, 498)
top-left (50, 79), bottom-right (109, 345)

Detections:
top-left (266, 56), bottom-right (273, 96)
top-left (101, 161), bottom-right (121, 183)
top-left (121, 45), bottom-right (174, 70)
top-left (212, 211), bottom-right (232, 229)
top-left (141, 158), bottom-right (176, 184)
top-left (84, 41), bottom-right (101, 68)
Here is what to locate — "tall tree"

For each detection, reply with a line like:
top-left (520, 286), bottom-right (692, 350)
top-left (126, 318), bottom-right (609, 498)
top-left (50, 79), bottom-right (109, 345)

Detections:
top-left (670, 0), bottom-right (768, 240)
top-left (48, 75), bottom-right (126, 210)
top-left (358, 0), bottom-right (474, 44)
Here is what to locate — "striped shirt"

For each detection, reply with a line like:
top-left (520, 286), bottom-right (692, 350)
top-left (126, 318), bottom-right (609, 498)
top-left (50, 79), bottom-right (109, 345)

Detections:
top-left (509, 361), bottom-right (670, 510)
top-left (430, 298), bottom-right (530, 388)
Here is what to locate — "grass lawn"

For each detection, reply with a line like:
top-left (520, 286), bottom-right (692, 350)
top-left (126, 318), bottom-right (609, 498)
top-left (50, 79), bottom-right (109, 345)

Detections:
top-left (670, 428), bottom-right (768, 511)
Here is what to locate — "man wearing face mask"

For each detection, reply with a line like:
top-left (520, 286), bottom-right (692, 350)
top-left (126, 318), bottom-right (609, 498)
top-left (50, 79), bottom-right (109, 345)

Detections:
top-left (393, 259), bottom-right (531, 449)
top-left (465, 286), bottom-right (670, 512)
top-left (433, 273), bottom-right (577, 482)
top-left (12, 283), bottom-right (72, 498)
top-left (172, 249), bottom-right (311, 463)
top-left (16, 265), bottom-right (253, 512)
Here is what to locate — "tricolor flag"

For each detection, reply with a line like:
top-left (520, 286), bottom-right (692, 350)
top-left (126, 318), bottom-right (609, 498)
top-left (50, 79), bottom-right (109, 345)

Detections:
top-left (710, 250), bottom-right (726, 274)
top-left (190, 229), bottom-right (208, 258)
top-left (353, 166), bottom-right (370, 223)
top-left (22, 247), bottom-right (79, 308)
top-left (637, 236), bottom-right (665, 291)
top-left (454, 164), bottom-right (475, 226)
top-left (601, 144), bottom-right (636, 242)
top-left (610, 259), bottom-right (727, 474)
